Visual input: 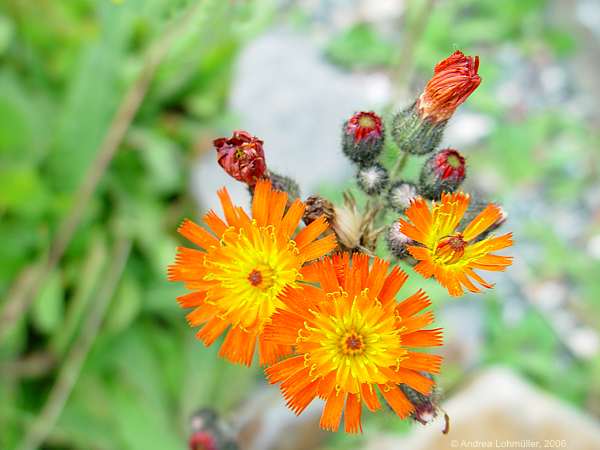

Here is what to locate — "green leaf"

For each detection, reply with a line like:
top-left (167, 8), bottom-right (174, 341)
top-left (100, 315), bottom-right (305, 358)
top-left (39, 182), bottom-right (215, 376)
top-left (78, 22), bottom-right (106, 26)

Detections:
top-left (31, 270), bottom-right (64, 335)
top-left (105, 275), bottom-right (142, 335)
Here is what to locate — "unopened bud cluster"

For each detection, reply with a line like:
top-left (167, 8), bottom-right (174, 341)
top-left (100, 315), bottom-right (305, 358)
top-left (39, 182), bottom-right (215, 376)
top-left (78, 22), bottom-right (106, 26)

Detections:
top-left (333, 50), bottom-right (490, 259)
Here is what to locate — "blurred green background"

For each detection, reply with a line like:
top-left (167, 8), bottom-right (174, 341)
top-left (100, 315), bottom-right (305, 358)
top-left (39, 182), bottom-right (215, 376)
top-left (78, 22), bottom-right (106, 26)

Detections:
top-left (1, 0), bottom-right (599, 449)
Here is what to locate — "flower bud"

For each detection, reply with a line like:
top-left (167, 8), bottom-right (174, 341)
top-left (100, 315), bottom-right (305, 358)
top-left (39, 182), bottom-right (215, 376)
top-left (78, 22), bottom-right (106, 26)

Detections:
top-left (399, 373), bottom-right (449, 432)
top-left (419, 148), bottom-right (466, 199)
top-left (303, 195), bottom-right (336, 226)
top-left (387, 180), bottom-right (418, 213)
top-left (386, 220), bottom-right (414, 259)
top-left (356, 163), bottom-right (389, 196)
top-left (418, 50), bottom-right (481, 123)
top-left (189, 408), bottom-right (238, 450)
top-left (189, 432), bottom-right (218, 450)
top-left (267, 170), bottom-right (300, 200)
top-left (342, 111), bottom-right (385, 166)
top-left (392, 50), bottom-right (480, 155)
top-left (215, 131), bottom-right (266, 186)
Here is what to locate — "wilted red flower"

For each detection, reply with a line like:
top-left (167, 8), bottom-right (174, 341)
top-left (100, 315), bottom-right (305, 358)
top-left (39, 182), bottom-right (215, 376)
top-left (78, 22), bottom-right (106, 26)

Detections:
top-left (214, 130), bottom-right (267, 186)
top-left (417, 51), bottom-right (481, 123)
top-left (345, 111), bottom-right (383, 143)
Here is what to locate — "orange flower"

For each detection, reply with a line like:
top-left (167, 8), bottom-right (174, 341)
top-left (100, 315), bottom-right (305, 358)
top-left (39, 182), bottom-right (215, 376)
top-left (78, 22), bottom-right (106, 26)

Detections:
top-left (168, 179), bottom-right (337, 366)
top-left (399, 192), bottom-right (513, 297)
top-left (264, 253), bottom-right (442, 433)
top-left (417, 50), bottom-right (481, 123)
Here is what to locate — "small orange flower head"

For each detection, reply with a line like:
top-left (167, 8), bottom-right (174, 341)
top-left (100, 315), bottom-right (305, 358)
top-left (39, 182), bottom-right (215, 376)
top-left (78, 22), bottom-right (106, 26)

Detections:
top-left (399, 192), bottom-right (513, 297)
top-left (417, 50), bottom-right (481, 123)
top-left (264, 253), bottom-right (443, 433)
top-left (215, 130), bottom-right (267, 186)
top-left (168, 179), bottom-right (337, 366)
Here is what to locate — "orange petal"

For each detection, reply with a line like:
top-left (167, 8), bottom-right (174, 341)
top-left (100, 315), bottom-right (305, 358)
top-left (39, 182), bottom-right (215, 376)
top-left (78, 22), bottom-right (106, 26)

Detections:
top-left (320, 391), bottom-right (346, 432)
top-left (344, 393), bottom-right (363, 433)
top-left (294, 216), bottom-right (330, 249)
top-left (401, 311), bottom-right (435, 333)
top-left (186, 303), bottom-right (218, 326)
top-left (314, 257), bottom-right (342, 294)
top-left (177, 291), bottom-right (207, 308)
top-left (177, 219), bottom-right (219, 250)
top-left (379, 266), bottom-right (408, 305)
top-left (402, 328), bottom-right (443, 347)
top-left (263, 309), bottom-right (305, 345)
top-left (394, 368), bottom-right (435, 395)
top-left (379, 385), bottom-right (413, 419)
top-left (258, 338), bottom-right (291, 366)
top-left (398, 218), bottom-right (427, 244)
top-left (285, 379), bottom-right (319, 415)
top-left (411, 258), bottom-right (435, 279)
top-left (195, 317), bottom-right (229, 346)
top-left (365, 257), bottom-right (389, 300)
top-left (267, 190), bottom-right (288, 227)
top-left (279, 199), bottom-right (305, 238)
top-left (400, 352), bottom-right (442, 374)
top-left (252, 179), bottom-right (272, 227)
top-left (265, 355), bottom-right (305, 384)
top-left (219, 326), bottom-right (256, 366)
top-left (396, 289), bottom-right (431, 318)
top-left (317, 372), bottom-right (337, 398)
top-left (462, 203), bottom-right (504, 241)
top-left (299, 234), bottom-right (337, 263)
top-left (403, 197), bottom-right (432, 243)
top-left (217, 188), bottom-right (239, 226)
top-left (361, 383), bottom-right (381, 412)
top-left (203, 210), bottom-right (228, 236)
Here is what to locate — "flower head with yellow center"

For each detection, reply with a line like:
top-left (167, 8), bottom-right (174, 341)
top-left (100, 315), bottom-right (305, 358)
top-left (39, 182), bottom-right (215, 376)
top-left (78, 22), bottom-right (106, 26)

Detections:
top-left (264, 253), bottom-right (443, 433)
top-left (168, 179), bottom-right (337, 366)
top-left (399, 192), bottom-right (513, 297)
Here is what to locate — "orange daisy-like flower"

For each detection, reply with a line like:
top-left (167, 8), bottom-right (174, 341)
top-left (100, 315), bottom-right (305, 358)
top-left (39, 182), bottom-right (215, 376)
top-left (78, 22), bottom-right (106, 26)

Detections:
top-left (264, 253), bottom-right (442, 433)
top-left (168, 179), bottom-right (337, 366)
top-left (400, 192), bottom-right (513, 297)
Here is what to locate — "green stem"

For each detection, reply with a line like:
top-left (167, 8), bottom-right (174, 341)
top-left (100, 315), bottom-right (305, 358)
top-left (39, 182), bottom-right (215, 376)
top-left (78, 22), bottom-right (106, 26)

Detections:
top-left (390, 151), bottom-right (409, 180)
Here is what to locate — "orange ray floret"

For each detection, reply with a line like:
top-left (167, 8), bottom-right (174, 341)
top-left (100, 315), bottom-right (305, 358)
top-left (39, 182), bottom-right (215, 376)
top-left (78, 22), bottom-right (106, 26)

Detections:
top-left (168, 179), bottom-right (337, 366)
top-left (399, 192), bottom-right (513, 297)
top-left (264, 254), bottom-right (442, 433)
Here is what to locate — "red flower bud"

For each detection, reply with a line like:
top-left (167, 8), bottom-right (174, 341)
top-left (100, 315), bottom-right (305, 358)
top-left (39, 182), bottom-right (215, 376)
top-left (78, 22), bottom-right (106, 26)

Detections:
top-left (345, 111), bottom-right (383, 143)
top-left (419, 149), bottom-right (466, 199)
top-left (417, 50), bottom-right (481, 123)
top-left (189, 431), bottom-right (217, 450)
top-left (342, 112), bottom-right (385, 166)
top-left (214, 130), bottom-right (267, 186)
top-left (433, 148), bottom-right (466, 181)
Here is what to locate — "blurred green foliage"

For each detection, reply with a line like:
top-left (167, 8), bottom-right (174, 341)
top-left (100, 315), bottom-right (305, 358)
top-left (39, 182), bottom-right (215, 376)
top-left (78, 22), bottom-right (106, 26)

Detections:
top-left (0, 1), bottom-right (273, 448)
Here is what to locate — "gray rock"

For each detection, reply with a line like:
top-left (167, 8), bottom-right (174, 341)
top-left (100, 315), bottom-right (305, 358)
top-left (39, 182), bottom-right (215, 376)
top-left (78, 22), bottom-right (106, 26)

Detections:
top-left (191, 29), bottom-right (391, 212)
top-left (364, 367), bottom-right (600, 450)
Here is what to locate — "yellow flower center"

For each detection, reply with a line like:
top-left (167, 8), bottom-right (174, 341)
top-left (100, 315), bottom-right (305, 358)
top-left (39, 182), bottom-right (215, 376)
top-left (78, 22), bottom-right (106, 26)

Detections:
top-left (358, 116), bottom-right (376, 128)
top-left (204, 222), bottom-right (301, 331)
top-left (298, 290), bottom-right (406, 394)
top-left (446, 153), bottom-right (461, 168)
top-left (434, 233), bottom-right (467, 264)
